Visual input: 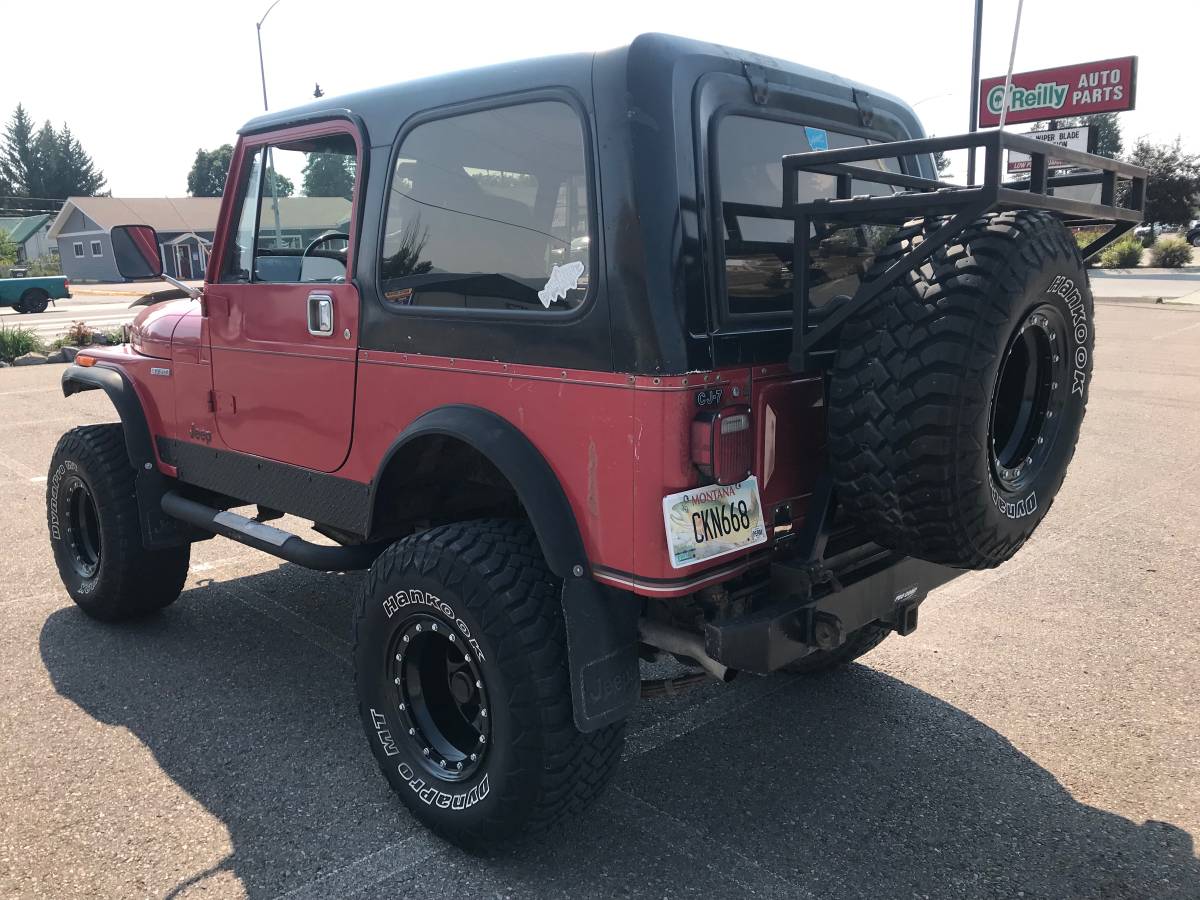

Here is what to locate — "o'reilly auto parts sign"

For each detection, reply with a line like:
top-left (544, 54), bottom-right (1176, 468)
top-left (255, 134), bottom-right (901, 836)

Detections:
top-left (979, 57), bottom-right (1137, 127)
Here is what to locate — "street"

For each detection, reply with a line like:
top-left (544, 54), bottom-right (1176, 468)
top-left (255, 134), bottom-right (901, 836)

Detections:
top-left (0, 290), bottom-right (147, 342)
top-left (0, 298), bottom-right (1197, 898)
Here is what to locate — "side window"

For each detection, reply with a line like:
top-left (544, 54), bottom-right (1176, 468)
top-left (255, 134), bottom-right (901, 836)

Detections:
top-left (717, 115), bottom-right (898, 316)
top-left (220, 132), bottom-right (358, 284)
top-left (379, 100), bottom-right (591, 312)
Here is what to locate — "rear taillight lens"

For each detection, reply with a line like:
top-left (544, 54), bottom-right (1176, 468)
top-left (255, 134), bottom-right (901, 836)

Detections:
top-left (691, 405), bottom-right (753, 485)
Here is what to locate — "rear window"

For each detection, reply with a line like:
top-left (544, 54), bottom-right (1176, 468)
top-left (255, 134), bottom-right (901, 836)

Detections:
top-left (379, 100), bottom-right (591, 313)
top-left (717, 115), bottom-right (898, 317)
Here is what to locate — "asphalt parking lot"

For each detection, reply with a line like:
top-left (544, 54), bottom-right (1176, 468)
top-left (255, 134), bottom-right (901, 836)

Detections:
top-left (1, 299), bottom-right (1199, 899)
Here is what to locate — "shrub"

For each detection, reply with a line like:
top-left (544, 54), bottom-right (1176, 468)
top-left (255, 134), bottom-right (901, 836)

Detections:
top-left (1073, 229), bottom-right (1105, 267)
top-left (0, 324), bottom-right (45, 362)
top-left (100, 326), bottom-right (127, 345)
top-left (64, 320), bottom-right (93, 346)
top-left (1097, 235), bottom-right (1143, 269)
top-left (1149, 236), bottom-right (1192, 268)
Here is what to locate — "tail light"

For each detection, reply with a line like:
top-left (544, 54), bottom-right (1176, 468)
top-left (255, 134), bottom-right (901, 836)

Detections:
top-left (691, 405), bottom-right (753, 485)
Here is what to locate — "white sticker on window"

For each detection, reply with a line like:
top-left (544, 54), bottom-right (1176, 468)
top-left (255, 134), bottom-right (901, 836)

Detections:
top-left (538, 261), bottom-right (585, 309)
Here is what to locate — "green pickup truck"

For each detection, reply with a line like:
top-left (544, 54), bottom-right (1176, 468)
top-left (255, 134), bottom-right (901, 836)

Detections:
top-left (0, 275), bottom-right (71, 313)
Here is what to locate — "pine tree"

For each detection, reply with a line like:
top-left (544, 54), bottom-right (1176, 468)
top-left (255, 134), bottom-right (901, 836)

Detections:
top-left (0, 105), bottom-right (106, 199)
top-left (0, 105), bottom-right (36, 196)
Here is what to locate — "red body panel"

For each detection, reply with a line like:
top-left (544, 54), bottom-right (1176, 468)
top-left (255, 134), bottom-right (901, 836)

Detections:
top-left (98, 324), bottom-right (827, 598)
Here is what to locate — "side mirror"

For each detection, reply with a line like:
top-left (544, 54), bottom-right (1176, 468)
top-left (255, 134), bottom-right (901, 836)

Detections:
top-left (110, 224), bottom-right (164, 280)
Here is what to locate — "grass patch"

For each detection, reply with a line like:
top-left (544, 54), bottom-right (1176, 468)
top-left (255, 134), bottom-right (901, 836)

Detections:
top-left (0, 323), bottom-right (45, 363)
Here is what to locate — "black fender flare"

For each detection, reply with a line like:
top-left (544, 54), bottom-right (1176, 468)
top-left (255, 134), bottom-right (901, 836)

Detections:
top-left (369, 405), bottom-right (639, 732)
top-left (61, 364), bottom-right (194, 549)
top-left (369, 404), bottom-right (587, 578)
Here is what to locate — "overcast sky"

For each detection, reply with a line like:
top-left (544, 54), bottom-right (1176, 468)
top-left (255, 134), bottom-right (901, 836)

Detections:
top-left (4, 0), bottom-right (1196, 197)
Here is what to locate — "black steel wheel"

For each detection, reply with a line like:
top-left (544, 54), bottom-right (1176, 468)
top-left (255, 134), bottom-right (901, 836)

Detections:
top-left (354, 519), bottom-right (625, 849)
top-left (989, 304), bottom-right (1068, 494)
top-left (47, 424), bottom-right (190, 621)
top-left (19, 288), bottom-right (49, 314)
top-left (830, 210), bottom-right (1093, 569)
top-left (388, 613), bottom-right (491, 782)
top-left (61, 474), bottom-right (103, 579)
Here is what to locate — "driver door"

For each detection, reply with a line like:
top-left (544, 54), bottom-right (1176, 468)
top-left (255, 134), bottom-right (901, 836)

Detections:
top-left (204, 122), bottom-right (361, 472)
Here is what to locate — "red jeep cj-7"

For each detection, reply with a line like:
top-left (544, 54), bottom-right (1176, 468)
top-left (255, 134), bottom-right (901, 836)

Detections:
top-left (46, 34), bottom-right (1145, 847)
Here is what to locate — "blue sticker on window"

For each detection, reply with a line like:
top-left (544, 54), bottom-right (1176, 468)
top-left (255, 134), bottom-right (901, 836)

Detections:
top-left (804, 127), bottom-right (829, 151)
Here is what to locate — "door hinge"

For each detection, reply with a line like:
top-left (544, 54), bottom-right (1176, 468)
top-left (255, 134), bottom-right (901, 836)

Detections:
top-left (852, 88), bottom-right (875, 128)
top-left (208, 390), bottom-right (236, 414)
top-left (743, 63), bottom-right (770, 106)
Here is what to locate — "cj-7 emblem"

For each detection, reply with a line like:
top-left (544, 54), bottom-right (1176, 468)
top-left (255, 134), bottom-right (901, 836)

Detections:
top-left (695, 388), bottom-right (724, 408)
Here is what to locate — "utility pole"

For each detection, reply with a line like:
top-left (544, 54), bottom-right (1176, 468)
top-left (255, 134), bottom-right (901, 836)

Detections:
top-left (966, 0), bottom-right (984, 185)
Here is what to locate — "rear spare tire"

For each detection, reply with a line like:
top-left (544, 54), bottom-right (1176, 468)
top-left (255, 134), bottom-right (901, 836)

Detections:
top-left (829, 211), bottom-right (1092, 570)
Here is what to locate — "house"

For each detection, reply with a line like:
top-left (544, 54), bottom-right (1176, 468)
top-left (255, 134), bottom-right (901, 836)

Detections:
top-left (0, 214), bottom-right (55, 263)
top-left (47, 196), bottom-right (354, 283)
top-left (48, 197), bottom-right (220, 282)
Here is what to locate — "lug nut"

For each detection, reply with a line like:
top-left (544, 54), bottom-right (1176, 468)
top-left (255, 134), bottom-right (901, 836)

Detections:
top-left (457, 762), bottom-right (463, 771)
top-left (448, 634), bottom-right (455, 642)
top-left (416, 624), bottom-right (422, 632)
top-left (394, 677), bottom-right (401, 685)
top-left (423, 748), bottom-right (430, 756)
top-left (431, 623), bottom-right (437, 631)
top-left (470, 753), bottom-right (477, 762)
top-left (479, 735), bottom-right (487, 744)
top-left (398, 702), bottom-right (405, 710)
top-left (408, 728), bottom-right (415, 735)
top-left (481, 709), bottom-right (488, 718)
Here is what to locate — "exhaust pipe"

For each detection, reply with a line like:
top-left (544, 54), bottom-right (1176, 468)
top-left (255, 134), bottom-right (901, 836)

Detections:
top-left (638, 618), bottom-right (736, 683)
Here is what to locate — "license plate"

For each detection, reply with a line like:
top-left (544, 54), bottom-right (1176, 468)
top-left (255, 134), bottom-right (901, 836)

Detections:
top-left (662, 477), bottom-right (768, 569)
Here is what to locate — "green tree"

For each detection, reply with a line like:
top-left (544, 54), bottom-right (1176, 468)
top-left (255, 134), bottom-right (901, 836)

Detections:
top-left (302, 151), bottom-right (355, 199)
top-left (0, 105), bottom-right (106, 199)
top-left (187, 144), bottom-right (234, 197)
top-left (265, 169), bottom-right (294, 198)
top-left (52, 124), bottom-right (106, 196)
top-left (1126, 138), bottom-right (1200, 225)
top-left (0, 105), bottom-right (36, 196)
top-left (0, 229), bottom-right (18, 268)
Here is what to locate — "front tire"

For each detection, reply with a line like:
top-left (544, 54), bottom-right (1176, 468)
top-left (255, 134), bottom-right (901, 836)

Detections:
top-left (47, 425), bottom-right (190, 621)
top-left (353, 519), bottom-right (625, 849)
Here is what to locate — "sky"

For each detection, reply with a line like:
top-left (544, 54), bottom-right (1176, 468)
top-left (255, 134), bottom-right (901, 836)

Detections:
top-left (3, 0), bottom-right (1197, 197)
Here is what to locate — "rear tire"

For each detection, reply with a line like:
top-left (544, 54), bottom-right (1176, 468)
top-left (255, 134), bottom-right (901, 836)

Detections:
top-left (19, 288), bottom-right (49, 314)
top-left (47, 424), bottom-right (190, 621)
top-left (829, 211), bottom-right (1092, 570)
top-left (782, 624), bottom-right (890, 674)
top-left (353, 519), bottom-right (624, 849)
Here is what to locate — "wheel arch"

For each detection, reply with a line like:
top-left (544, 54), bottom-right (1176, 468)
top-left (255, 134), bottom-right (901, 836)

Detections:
top-left (367, 405), bottom-right (587, 579)
top-left (61, 364), bottom-right (155, 471)
top-left (60, 364), bottom-right (193, 549)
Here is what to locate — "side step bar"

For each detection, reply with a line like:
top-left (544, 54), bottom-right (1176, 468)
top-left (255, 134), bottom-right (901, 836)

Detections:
top-left (161, 491), bottom-right (385, 571)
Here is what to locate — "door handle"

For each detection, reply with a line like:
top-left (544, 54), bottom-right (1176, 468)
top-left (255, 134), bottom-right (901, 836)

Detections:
top-left (307, 292), bottom-right (334, 336)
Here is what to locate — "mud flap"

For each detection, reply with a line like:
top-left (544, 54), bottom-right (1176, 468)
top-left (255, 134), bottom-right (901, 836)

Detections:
top-left (561, 577), bottom-right (640, 732)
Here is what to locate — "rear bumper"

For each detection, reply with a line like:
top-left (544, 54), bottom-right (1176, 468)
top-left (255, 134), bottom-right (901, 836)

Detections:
top-left (704, 555), bottom-right (958, 673)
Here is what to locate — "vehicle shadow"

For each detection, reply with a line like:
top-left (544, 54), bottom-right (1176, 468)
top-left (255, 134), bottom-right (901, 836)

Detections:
top-left (40, 565), bottom-right (1199, 899)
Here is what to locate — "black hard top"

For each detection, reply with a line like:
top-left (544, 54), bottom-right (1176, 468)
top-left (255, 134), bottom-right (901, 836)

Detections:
top-left (239, 32), bottom-right (920, 145)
